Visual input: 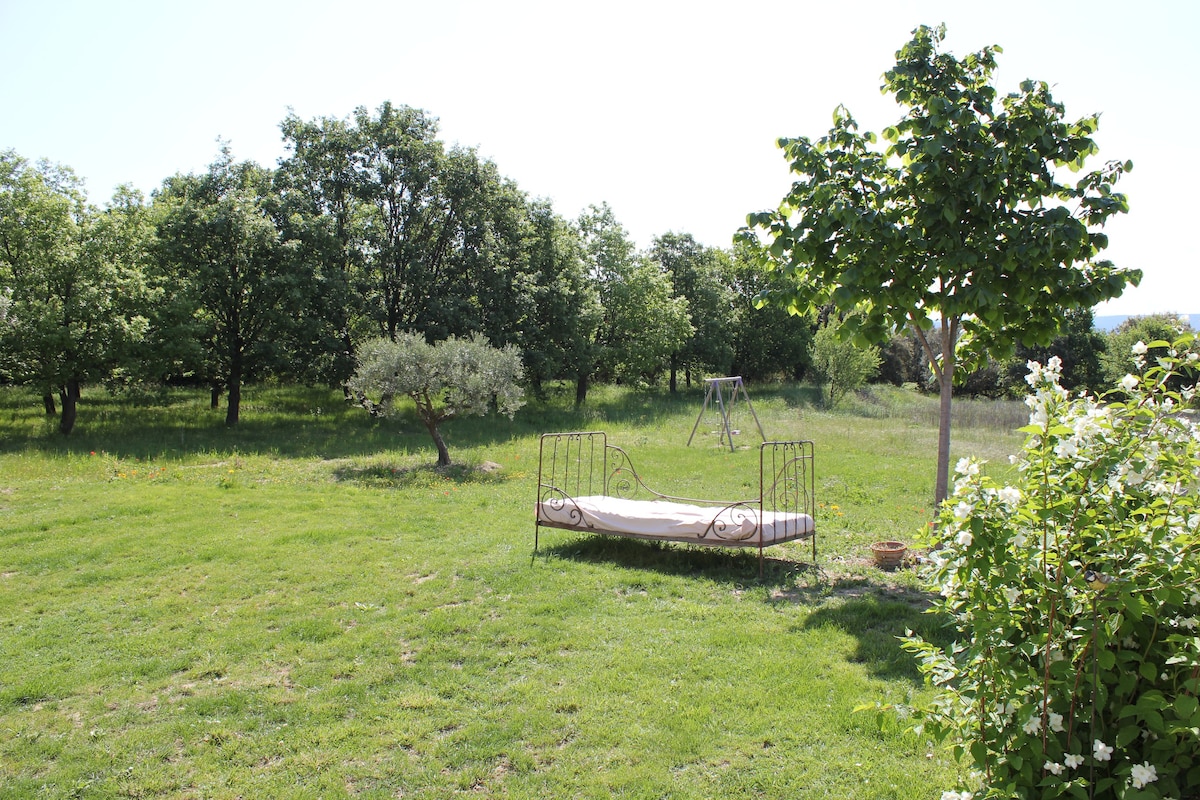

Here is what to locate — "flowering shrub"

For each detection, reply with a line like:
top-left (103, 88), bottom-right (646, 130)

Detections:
top-left (904, 337), bottom-right (1200, 799)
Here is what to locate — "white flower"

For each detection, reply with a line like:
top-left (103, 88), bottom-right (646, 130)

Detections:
top-left (1064, 753), bottom-right (1084, 769)
top-left (1048, 712), bottom-right (1064, 732)
top-left (955, 530), bottom-right (973, 547)
top-left (1003, 586), bottom-right (1020, 605)
top-left (998, 486), bottom-right (1021, 506)
top-left (1132, 340), bottom-right (1148, 355)
top-left (1054, 438), bottom-right (1079, 459)
top-left (954, 502), bottom-right (972, 520)
top-left (1121, 373), bottom-right (1139, 392)
top-left (955, 457), bottom-right (980, 477)
top-left (1044, 760), bottom-right (1064, 776)
top-left (1094, 739), bottom-right (1113, 761)
top-left (1012, 531), bottom-right (1027, 547)
top-left (1130, 762), bottom-right (1158, 789)
top-left (1022, 715), bottom-right (1041, 735)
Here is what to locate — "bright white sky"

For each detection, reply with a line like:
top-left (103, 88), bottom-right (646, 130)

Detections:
top-left (2, 0), bottom-right (1194, 316)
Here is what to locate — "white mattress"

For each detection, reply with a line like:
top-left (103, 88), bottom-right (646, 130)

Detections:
top-left (536, 495), bottom-right (814, 545)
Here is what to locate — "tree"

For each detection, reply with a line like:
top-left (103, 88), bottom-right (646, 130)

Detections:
top-left (1003, 306), bottom-right (1107, 396)
top-left (739, 25), bottom-right (1139, 504)
top-left (347, 334), bottom-right (524, 467)
top-left (579, 204), bottom-right (691, 393)
top-left (1100, 313), bottom-right (1192, 394)
top-left (727, 241), bottom-right (812, 381)
top-left (650, 232), bottom-right (736, 391)
top-left (0, 151), bottom-right (153, 433)
top-left (519, 200), bottom-right (601, 398)
top-left (277, 111), bottom-right (368, 387)
top-left (810, 320), bottom-right (880, 407)
top-left (154, 147), bottom-right (298, 425)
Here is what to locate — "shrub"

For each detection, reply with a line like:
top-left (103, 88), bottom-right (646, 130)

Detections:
top-left (810, 322), bottom-right (880, 407)
top-left (904, 337), bottom-right (1200, 799)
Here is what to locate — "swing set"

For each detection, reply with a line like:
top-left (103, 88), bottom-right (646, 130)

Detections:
top-left (687, 376), bottom-right (765, 451)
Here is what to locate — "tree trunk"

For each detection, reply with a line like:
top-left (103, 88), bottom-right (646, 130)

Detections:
top-left (669, 354), bottom-right (678, 393)
top-left (226, 339), bottom-right (242, 427)
top-left (58, 379), bottom-right (80, 435)
top-left (424, 418), bottom-right (452, 467)
top-left (210, 383), bottom-right (222, 409)
top-left (43, 394), bottom-right (56, 415)
top-left (575, 372), bottom-right (589, 406)
top-left (911, 314), bottom-right (957, 509)
top-left (935, 366), bottom-right (953, 507)
top-left (933, 323), bottom-right (958, 508)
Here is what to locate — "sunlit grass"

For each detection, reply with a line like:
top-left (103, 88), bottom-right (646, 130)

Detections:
top-left (0, 381), bottom-right (1025, 798)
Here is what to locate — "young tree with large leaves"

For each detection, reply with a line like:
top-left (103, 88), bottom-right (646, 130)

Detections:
top-left (739, 24), bottom-right (1139, 504)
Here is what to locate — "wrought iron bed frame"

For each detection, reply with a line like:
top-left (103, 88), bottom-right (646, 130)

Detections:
top-left (535, 431), bottom-right (816, 576)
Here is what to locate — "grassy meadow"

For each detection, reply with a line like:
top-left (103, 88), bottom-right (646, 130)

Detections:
top-left (0, 381), bottom-right (1027, 799)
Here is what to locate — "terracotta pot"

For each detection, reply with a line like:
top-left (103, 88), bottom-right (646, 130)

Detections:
top-left (870, 541), bottom-right (907, 570)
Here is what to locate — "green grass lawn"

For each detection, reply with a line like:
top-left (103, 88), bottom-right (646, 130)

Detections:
top-left (0, 382), bottom-right (1026, 799)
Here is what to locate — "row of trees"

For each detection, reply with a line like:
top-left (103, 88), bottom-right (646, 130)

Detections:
top-left (0, 104), bottom-right (811, 434)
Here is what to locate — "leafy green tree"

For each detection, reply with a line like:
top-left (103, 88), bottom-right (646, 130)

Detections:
top-left (579, 204), bottom-right (691, 392)
top-left (739, 25), bottom-right (1138, 504)
top-left (650, 232), bottom-right (736, 391)
top-left (810, 319), bottom-right (880, 407)
top-left (1003, 307), bottom-right (1107, 396)
top-left (154, 147), bottom-right (298, 425)
top-left (519, 201), bottom-right (601, 398)
top-left (277, 111), bottom-right (368, 387)
top-left (0, 151), bottom-right (153, 433)
top-left (1100, 313), bottom-right (1192, 394)
top-left (347, 334), bottom-right (524, 467)
top-left (727, 242), bottom-right (812, 381)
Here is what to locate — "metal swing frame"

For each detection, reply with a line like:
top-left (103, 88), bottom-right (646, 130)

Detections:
top-left (687, 376), bottom-right (765, 451)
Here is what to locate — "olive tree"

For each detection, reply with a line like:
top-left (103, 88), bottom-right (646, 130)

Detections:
top-left (739, 25), bottom-right (1139, 504)
top-left (348, 333), bottom-right (524, 467)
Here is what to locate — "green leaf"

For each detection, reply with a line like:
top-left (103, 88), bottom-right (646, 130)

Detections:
top-left (1116, 724), bottom-right (1141, 748)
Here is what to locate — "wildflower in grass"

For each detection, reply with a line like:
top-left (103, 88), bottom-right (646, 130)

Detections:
top-left (1131, 762), bottom-right (1158, 788)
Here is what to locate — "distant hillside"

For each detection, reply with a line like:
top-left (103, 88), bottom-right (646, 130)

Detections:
top-left (1093, 313), bottom-right (1195, 332)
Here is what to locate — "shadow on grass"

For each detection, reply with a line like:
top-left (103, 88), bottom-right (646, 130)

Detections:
top-left (791, 583), bottom-right (954, 684)
top-left (331, 460), bottom-right (511, 488)
top-left (0, 382), bottom-right (728, 461)
top-left (536, 533), bottom-right (823, 587)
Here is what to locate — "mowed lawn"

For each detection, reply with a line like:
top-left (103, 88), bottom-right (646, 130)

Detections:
top-left (0, 383), bottom-right (1026, 799)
